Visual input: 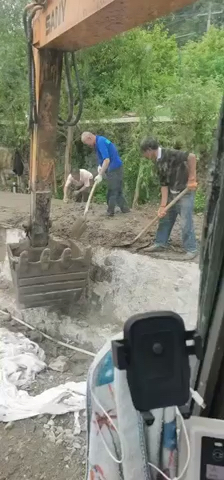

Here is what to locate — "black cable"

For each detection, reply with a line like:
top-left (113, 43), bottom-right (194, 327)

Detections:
top-left (23, 8), bottom-right (28, 37)
top-left (23, 8), bottom-right (33, 128)
top-left (58, 51), bottom-right (83, 127)
top-left (27, 11), bottom-right (38, 127)
top-left (69, 51), bottom-right (83, 126)
top-left (23, 3), bottom-right (83, 129)
top-left (23, 5), bottom-right (39, 128)
top-left (58, 53), bottom-right (75, 126)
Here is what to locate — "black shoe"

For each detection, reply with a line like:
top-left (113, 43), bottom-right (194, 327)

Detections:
top-left (106, 211), bottom-right (114, 217)
top-left (121, 208), bottom-right (130, 214)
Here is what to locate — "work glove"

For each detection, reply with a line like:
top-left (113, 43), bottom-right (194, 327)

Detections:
top-left (94, 174), bottom-right (103, 184)
top-left (158, 206), bottom-right (167, 218)
top-left (187, 179), bottom-right (198, 191)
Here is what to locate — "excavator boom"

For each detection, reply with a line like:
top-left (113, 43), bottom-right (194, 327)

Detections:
top-left (33, 0), bottom-right (196, 51)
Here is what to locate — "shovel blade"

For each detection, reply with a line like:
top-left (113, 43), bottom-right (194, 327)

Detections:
top-left (71, 217), bottom-right (87, 239)
top-left (113, 241), bottom-right (134, 248)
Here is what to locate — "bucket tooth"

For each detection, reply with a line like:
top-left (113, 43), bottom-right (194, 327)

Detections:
top-left (40, 248), bottom-right (51, 271)
top-left (19, 250), bottom-right (29, 273)
top-left (61, 248), bottom-right (72, 268)
top-left (7, 236), bottom-right (91, 309)
top-left (84, 246), bottom-right (92, 265)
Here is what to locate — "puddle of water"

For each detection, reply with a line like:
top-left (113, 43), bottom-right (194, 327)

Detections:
top-left (0, 227), bottom-right (25, 279)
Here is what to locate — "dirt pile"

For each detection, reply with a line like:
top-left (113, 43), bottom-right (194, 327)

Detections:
top-left (0, 191), bottom-right (203, 256)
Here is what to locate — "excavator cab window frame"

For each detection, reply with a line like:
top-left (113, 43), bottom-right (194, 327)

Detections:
top-left (194, 98), bottom-right (224, 419)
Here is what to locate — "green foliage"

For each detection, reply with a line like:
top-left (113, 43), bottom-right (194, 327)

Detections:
top-left (195, 188), bottom-right (206, 213)
top-left (55, 184), bottom-right (64, 200)
top-left (79, 25), bottom-right (179, 114)
top-left (168, 78), bottom-right (221, 154)
top-left (181, 27), bottom-right (224, 85)
top-left (0, 0), bottom-right (28, 147)
top-left (120, 122), bottom-right (160, 204)
top-left (94, 183), bottom-right (107, 204)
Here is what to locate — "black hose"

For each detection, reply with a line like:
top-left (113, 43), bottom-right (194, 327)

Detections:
top-left (23, 4), bottom-right (84, 129)
top-left (58, 53), bottom-right (75, 126)
top-left (28, 10), bottom-right (38, 126)
top-left (23, 5), bottom-right (39, 128)
top-left (27, 15), bottom-right (37, 127)
top-left (23, 8), bottom-right (28, 37)
top-left (70, 51), bottom-right (83, 126)
top-left (23, 8), bottom-right (32, 128)
top-left (58, 52), bottom-right (83, 127)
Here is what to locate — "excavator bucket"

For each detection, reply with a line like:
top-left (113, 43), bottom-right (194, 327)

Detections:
top-left (7, 236), bottom-right (91, 309)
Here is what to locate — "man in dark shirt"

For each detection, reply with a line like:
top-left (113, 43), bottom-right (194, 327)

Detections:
top-left (140, 138), bottom-right (198, 260)
top-left (81, 132), bottom-right (129, 216)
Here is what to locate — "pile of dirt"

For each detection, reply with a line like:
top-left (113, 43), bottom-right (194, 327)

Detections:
top-left (0, 192), bottom-right (203, 258)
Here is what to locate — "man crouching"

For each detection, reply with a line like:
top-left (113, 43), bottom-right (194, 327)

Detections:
top-left (63, 168), bottom-right (93, 203)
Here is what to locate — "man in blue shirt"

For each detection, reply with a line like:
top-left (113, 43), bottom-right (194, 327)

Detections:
top-left (81, 132), bottom-right (129, 216)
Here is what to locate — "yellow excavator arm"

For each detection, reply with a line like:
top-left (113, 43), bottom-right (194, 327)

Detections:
top-left (32, 0), bottom-right (195, 51)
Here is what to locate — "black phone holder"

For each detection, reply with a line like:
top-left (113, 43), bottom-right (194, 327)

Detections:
top-left (112, 311), bottom-right (202, 425)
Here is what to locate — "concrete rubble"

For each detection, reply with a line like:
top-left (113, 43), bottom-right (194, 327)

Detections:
top-left (0, 320), bottom-right (89, 478)
top-left (43, 416), bottom-right (86, 459)
top-left (49, 355), bottom-right (70, 373)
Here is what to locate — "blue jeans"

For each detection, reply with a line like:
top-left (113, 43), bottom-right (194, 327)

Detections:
top-left (155, 191), bottom-right (197, 253)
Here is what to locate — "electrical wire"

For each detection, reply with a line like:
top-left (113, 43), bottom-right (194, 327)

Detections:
top-left (0, 308), bottom-right (95, 358)
top-left (190, 388), bottom-right (206, 409)
top-left (90, 364), bottom-right (124, 464)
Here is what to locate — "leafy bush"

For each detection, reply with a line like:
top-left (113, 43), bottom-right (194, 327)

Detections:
top-left (182, 27), bottom-right (224, 86)
top-left (168, 78), bottom-right (221, 155)
top-left (195, 188), bottom-right (206, 213)
top-left (79, 25), bottom-right (179, 113)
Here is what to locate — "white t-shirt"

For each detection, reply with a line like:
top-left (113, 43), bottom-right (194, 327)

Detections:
top-left (65, 169), bottom-right (93, 188)
top-left (157, 146), bottom-right (162, 160)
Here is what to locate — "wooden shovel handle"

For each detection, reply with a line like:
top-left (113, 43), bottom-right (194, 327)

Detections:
top-left (131, 187), bottom-right (189, 245)
top-left (84, 181), bottom-right (98, 217)
top-left (164, 187), bottom-right (189, 211)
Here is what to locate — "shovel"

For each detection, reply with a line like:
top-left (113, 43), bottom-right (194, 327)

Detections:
top-left (71, 181), bottom-right (98, 239)
top-left (114, 187), bottom-right (189, 248)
